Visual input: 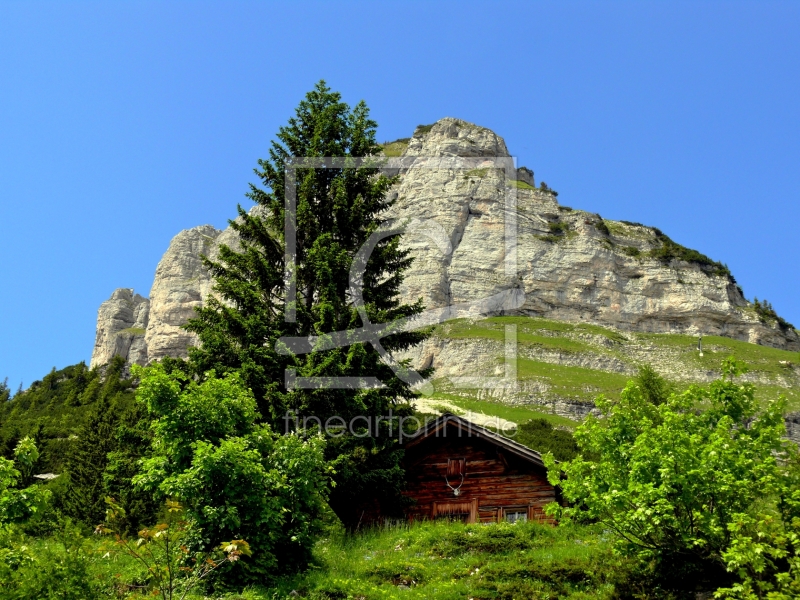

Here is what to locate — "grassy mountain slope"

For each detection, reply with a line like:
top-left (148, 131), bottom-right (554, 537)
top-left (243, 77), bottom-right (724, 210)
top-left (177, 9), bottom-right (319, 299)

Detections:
top-left (429, 316), bottom-right (800, 416)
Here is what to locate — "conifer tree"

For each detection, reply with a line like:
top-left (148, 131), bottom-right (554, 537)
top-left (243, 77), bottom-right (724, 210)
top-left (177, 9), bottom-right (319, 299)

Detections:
top-left (185, 81), bottom-right (429, 526)
top-left (61, 395), bottom-right (120, 525)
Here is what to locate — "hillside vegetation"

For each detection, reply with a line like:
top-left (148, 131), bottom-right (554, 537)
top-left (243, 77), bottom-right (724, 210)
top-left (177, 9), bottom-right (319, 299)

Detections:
top-left (430, 315), bottom-right (800, 413)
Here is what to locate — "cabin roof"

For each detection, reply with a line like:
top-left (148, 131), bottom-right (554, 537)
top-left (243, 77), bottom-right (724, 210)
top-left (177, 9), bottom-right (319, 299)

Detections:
top-left (404, 413), bottom-right (547, 469)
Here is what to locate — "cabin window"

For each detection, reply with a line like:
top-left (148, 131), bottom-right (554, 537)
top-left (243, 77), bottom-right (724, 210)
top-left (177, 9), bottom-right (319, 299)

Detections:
top-left (505, 510), bottom-right (528, 524)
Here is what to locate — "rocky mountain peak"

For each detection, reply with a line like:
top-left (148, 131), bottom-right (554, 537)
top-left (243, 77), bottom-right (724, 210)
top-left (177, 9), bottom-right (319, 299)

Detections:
top-left (89, 118), bottom-right (800, 376)
top-left (405, 118), bottom-right (511, 159)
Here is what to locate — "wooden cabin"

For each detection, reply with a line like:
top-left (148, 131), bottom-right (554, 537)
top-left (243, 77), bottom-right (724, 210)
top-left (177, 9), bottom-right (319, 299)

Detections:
top-left (402, 413), bottom-right (557, 524)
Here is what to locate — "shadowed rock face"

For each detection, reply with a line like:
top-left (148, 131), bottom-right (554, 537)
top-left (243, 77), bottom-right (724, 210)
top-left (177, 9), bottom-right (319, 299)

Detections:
top-left (90, 116), bottom-right (800, 374)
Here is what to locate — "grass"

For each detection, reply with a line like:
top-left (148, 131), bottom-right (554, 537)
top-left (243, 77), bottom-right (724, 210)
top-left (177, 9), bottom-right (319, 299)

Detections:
top-left (641, 332), bottom-right (800, 374)
top-left (426, 390), bottom-right (578, 429)
top-left (506, 179), bottom-right (535, 190)
top-left (515, 359), bottom-right (631, 403)
top-left (381, 138), bottom-right (410, 157)
top-left (431, 316), bottom-right (800, 411)
top-left (118, 327), bottom-right (146, 336)
top-left (435, 316), bottom-right (628, 345)
top-left (463, 168), bottom-right (489, 179)
top-left (436, 318), bottom-right (593, 354)
top-left (261, 520), bottom-right (631, 600)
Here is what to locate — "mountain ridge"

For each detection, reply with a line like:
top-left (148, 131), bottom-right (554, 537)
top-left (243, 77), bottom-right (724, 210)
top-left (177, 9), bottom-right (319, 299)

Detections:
top-left (90, 117), bottom-right (799, 377)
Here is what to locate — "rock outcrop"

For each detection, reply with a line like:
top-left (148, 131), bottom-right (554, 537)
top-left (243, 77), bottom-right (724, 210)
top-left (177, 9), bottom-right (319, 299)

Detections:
top-left (144, 224), bottom-right (222, 363)
top-left (89, 289), bottom-right (149, 368)
top-left (91, 117), bottom-right (800, 374)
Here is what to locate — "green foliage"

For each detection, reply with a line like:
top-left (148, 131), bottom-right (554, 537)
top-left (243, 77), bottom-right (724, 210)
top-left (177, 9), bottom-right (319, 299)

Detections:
top-left (102, 400), bottom-right (160, 537)
top-left (595, 218), bottom-right (611, 236)
top-left (463, 167), bottom-right (488, 178)
top-left (380, 138), bottom-right (410, 157)
top-left (133, 365), bottom-right (330, 584)
top-left (507, 178), bottom-right (535, 190)
top-left (414, 123), bottom-right (434, 135)
top-left (0, 439), bottom-right (50, 525)
top-left (547, 359), bottom-right (793, 593)
top-left (647, 230), bottom-right (731, 278)
top-left (99, 498), bottom-right (252, 600)
top-left (0, 378), bottom-right (9, 404)
top-left (511, 418), bottom-right (580, 461)
top-left (753, 297), bottom-right (795, 332)
top-left (622, 245), bottom-right (641, 257)
top-left (61, 394), bottom-right (125, 527)
top-left (537, 220), bottom-right (571, 243)
top-left (0, 521), bottom-right (101, 600)
top-left (184, 81), bottom-right (430, 529)
top-left (12, 437), bottom-right (38, 484)
top-left (548, 221), bottom-right (570, 235)
top-left (538, 181), bottom-right (559, 196)
top-left (263, 520), bottom-right (638, 599)
top-left (0, 356), bottom-right (135, 474)
top-left (633, 364), bottom-right (671, 406)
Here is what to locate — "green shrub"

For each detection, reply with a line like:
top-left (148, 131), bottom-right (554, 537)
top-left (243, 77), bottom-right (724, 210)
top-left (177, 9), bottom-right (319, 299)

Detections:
top-left (647, 230), bottom-right (731, 278)
top-left (415, 124), bottom-right (434, 135)
top-left (0, 521), bottom-right (100, 600)
top-left (537, 234), bottom-right (565, 243)
top-left (547, 359), bottom-right (796, 593)
top-left (548, 221), bottom-right (570, 235)
top-left (753, 297), bottom-right (795, 331)
top-left (511, 418), bottom-right (580, 461)
top-left (595, 219), bottom-right (611, 236)
top-left (622, 246), bottom-right (641, 257)
top-left (539, 181), bottom-right (559, 196)
top-left (133, 365), bottom-right (330, 585)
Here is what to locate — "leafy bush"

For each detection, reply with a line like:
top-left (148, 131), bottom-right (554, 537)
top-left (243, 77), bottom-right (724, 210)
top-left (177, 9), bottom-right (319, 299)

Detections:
top-left (753, 297), bottom-right (795, 331)
top-left (414, 124), bottom-right (434, 135)
top-left (0, 441), bottom-right (50, 525)
top-left (548, 221), bottom-right (570, 235)
top-left (647, 230), bottom-right (731, 278)
top-left (622, 245), bottom-right (641, 257)
top-left (546, 359), bottom-right (796, 593)
top-left (99, 498), bottom-right (251, 600)
top-left (133, 365), bottom-right (330, 585)
top-left (0, 521), bottom-right (99, 600)
top-left (539, 181), bottom-right (559, 196)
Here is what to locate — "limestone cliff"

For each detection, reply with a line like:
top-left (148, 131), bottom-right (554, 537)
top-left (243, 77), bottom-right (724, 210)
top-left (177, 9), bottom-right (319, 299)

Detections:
top-left (90, 117), bottom-right (799, 373)
top-left (89, 289), bottom-right (149, 368)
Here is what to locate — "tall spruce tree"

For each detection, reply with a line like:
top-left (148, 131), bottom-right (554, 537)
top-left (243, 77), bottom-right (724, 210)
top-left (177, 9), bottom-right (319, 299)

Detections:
top-left (185, 81), bottom-right (429, 526)
top-left (61, 394), bottom-right (120, 526)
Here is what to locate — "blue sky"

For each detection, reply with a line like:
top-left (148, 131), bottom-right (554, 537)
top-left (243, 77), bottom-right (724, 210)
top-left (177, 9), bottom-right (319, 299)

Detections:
top-left (1, 1), bottom-right (798, 389)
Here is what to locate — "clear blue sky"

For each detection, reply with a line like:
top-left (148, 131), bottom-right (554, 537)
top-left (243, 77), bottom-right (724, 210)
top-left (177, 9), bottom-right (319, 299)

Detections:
top-left (1, 1), bottom-right (798, 390)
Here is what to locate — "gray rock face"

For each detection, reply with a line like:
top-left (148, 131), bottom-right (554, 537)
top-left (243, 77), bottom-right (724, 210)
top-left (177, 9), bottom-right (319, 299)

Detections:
top-left (389, 118), bottom-right (799, 354)
top-left (144, 224), bottom-right (222, 363)
top-left (89, 289), bottom-right (149, 368)
top-left (91, 117), bottom-right (800, 374)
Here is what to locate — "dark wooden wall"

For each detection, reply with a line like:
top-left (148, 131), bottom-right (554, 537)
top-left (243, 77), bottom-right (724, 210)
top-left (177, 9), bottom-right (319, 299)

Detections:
top-left (402, 435), bottom-right (556, 524)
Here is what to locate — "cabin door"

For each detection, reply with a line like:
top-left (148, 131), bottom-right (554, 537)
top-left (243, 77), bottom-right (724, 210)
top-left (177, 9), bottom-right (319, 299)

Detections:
top-left (432, 498), bottom-right (478, 524)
